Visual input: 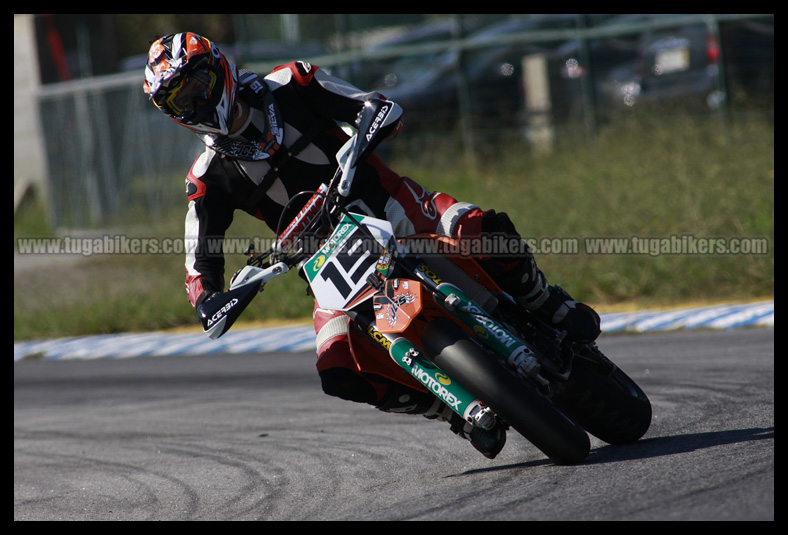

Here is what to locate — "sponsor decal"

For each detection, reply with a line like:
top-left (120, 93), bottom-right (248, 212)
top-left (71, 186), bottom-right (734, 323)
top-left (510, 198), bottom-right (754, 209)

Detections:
top-left (267, 103), bottom-right (279, 137)
top-left (279, 192), bottom-right (324, 252)
top-left (409, 362), bottom-right (461, 410)
top-left (248, 79), bottom-right (265, 94)
top-left (478, 318), bottom-right (519, 348)
top-left (306, 222), bottom-right (354, 276)
top-left (366, 326), bottom-right (391, 350)
top-left (417, 263), bottom-right (443, 285)
top-left (376, 247), bottom-right (393, 275)
top-left (207, 298), bottom-right (238, 327)
top-left (312, 255), bottom-right (326, 271)
top-left (461, 299), bottom-right (520, 348)
top-left (366, 104), bottom-right (390, 142)
top-left (384, 291), bottom-right (417, 326)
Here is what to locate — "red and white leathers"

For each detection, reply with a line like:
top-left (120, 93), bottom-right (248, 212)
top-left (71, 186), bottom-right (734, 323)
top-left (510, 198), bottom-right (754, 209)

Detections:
top-left (184, 61), bottom-right (549, 409)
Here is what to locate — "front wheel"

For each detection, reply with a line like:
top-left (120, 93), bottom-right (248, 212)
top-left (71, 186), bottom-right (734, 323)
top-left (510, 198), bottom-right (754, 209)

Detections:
top-left (421, 318), bottom-right (590, 465)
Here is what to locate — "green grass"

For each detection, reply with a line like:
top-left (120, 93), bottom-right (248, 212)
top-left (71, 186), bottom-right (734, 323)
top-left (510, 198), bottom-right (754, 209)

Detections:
top-left (14, 115), bottom-right (773, 341)
top-left (395, 115), bottom-right (773, 306)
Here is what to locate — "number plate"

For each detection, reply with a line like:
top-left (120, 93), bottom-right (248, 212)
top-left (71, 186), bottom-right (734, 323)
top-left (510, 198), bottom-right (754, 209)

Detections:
top-left (304, 213), bottom-right (395, 310)
top-left (655, 46), bottom-right (689, 74)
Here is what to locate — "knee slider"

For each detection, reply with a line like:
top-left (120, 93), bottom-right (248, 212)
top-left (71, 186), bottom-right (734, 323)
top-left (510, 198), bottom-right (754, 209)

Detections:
top-left (319, 367), bottom-right (378, 404)
top-left (375, 385), bottom-right (435, 414)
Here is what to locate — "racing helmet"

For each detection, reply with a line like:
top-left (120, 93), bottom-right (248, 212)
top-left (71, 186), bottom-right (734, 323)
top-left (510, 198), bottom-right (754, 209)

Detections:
top-left (144, 32), bottom-right (239, 136)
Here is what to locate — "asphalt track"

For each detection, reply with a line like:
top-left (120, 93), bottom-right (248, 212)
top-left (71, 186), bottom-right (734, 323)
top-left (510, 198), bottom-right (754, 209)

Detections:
top-left (14, 328), bottom-right (773, 521)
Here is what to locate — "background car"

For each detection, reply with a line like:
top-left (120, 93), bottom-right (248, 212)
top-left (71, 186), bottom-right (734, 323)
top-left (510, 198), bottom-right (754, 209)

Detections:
top-left (378, 15), bottom-right (583, 133)
top-left (376, 15), bottom-right (649, 135)
top-left (347, 17), bottom-right (487, 91)
top-left (600, 16), bottom-right (724, 110)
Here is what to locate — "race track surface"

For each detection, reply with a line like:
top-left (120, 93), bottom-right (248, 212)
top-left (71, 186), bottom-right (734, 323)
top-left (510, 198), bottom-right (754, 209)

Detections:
top-left (14, 328), bottom-right (774, 521)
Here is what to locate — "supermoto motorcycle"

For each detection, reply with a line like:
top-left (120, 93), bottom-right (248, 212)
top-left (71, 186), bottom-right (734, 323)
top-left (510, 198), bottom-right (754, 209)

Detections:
top-left (197, 100), bottom-right (651, 465)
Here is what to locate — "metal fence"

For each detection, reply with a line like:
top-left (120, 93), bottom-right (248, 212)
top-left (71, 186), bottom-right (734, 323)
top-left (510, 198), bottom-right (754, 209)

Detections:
top-left (38, 72), bottom-right (203, 228)
top-left (31, 14), bottom-right (773, 229)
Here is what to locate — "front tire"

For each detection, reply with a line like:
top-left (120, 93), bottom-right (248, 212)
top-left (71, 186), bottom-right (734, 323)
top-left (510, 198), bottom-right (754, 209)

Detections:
top-left (421, 318), bottom-right (590, 465)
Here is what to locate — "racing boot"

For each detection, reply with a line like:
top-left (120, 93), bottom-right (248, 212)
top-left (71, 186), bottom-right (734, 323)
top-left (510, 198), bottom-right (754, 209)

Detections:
top-left (502, 254), bottom-right (601, 343)
top-left (423, 399), bottom-right (507, 459)
top-left (529, 285), bottom-right (601, 343)
top-left (375, 382), bottom-right (506, 459)
top-left (479, 211), bottom-right (600, 343)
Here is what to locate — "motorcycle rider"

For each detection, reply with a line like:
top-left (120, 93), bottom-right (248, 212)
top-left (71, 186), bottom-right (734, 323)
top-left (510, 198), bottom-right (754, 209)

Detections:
top-left (144, 32), bottom-right (600, 459)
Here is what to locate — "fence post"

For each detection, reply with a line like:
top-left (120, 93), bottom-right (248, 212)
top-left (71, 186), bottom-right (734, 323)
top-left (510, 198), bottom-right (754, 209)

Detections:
top-left (522, 53), bottom-right (554, 153)
top-left (452, 14), bottom-right (476, 161)
top-left (13, 15), bottom-right (50, 222)
top-left (576, 14), bottom-right (597, 147)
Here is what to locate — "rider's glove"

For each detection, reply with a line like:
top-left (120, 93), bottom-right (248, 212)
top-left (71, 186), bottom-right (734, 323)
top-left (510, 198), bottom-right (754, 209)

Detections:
top-left (195, 291), bottom-right (220, 309)
top-left (384, 118), bottom-right (404, 141)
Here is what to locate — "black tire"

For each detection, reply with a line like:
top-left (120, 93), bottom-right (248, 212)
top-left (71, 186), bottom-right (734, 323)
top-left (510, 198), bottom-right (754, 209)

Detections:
top-left (553, 349), bottom-right (652, 444)
top-left (421, 318), bottom-right (590, 465)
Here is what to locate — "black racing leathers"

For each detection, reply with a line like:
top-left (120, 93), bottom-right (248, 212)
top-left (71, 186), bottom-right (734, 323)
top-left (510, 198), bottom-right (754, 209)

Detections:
top-left (185, 61), bottom-right (402, 306)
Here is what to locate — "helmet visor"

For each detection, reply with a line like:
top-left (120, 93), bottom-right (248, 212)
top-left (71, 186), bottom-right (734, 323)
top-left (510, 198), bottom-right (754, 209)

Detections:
top-left (156, 69), bottom-right (217, 121)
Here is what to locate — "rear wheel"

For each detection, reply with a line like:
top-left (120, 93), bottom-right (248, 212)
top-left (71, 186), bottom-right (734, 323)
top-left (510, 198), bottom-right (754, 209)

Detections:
top-left (421, 318), bottom-right (590, 465)
top-left (553, 345), bottom-right (652, 444)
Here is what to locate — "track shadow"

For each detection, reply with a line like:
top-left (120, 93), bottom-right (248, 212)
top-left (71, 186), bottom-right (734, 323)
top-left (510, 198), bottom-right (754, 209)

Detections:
top-left (445, 457), bottom-right (553, 477)
top-left (584, 426), bottom-right (774, 465)
top-left (446, 426), bottom-right (773, 477)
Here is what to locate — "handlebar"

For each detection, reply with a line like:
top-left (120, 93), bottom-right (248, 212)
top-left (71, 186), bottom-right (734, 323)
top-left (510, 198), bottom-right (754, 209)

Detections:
top-left (269, 124), bottom-right (368, 260)
top-left (274, 183), bottom-right (328, 256)
top-left (251, 97), bottom-right (401, 268)
top-left (336, 135), bottom-right (358, 197)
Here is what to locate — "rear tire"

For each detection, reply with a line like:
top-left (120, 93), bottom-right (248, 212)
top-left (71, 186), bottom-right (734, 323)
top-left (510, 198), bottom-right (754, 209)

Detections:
top-left (553, 347), bottom-right (652, 444)
top-left (421, 318), bottom-right (590, 465)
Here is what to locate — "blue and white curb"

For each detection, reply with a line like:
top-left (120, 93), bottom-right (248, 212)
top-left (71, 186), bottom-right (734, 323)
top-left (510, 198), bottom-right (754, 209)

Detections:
top-left (600, 300), bottom-right (774, 333)
top-left (14, 301), bottom-right (773, 362)
top-left (13, 324), bottom-right (316, 362)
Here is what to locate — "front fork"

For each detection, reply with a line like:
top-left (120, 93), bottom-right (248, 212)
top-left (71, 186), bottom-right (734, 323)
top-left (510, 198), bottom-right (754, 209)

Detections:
top-left (349, 310), bottom-right (495, 430)
top-left (404, 256), bottom-right (548, 388)
top-left (349, 255), bottom-right (549, 428)
top-left (433, 283), bottom-right (549, 389)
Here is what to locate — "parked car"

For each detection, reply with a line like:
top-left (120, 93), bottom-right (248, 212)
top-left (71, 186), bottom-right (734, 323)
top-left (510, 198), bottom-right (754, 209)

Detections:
top-left (379, 15), bottom-right (584, 132)
top-left (552, 14), bottom-right (644, 105)
top-left (375, 15), bottom-right (650, 133)
top-left (348, 16), bottom-right (487, 91)
top-left (600, 16), bottom-right (725, 110)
